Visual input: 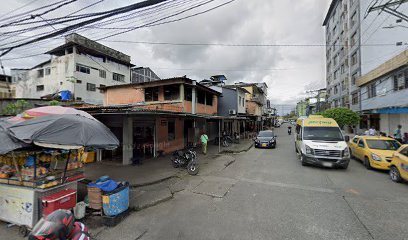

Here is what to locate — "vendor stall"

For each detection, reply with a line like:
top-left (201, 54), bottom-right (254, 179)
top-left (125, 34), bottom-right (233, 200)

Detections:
top-left (0, 107), bottom-right (119, 236)
top-left (0, 149), bottom-right (85, 235)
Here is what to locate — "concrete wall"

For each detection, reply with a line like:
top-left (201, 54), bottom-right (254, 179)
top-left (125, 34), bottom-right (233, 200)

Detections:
top-left (247, 101), bottom-right (261, 116)
top-left (156, 117), bottom-right (184, 154)
top-left (218, 88), bottom-right (237, 116)
top-left (361, 68), bottom-right (408, 111)
top-left (104, 87), bottom-right (144, 105)
top-left (104, 83), bottom-right (218, 115)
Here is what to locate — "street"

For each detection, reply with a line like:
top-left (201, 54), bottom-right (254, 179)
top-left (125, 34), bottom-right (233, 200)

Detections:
top-left (90, 124), bottom-right (408, 240)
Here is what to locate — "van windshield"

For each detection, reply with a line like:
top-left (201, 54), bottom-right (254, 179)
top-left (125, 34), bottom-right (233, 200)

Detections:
top-left (303, 127), bottom-right (344, 141)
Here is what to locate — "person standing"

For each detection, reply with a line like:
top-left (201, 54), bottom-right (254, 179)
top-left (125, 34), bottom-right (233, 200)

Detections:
top-left (200, 131), bottom-right (209, 155)
top-left (368, 126), bottom-right (377, 136)
top-left (393, 125), bottom-right (403, 143)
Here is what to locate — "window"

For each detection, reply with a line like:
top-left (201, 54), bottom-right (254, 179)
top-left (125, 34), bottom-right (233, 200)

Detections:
top-left (184, 86), bottom-right (192, 101)
top-left (197, 90), bottom-right (205, 104)
top-left (99, 84), bottom-right (106, 93)
top-left (351, 11), bottom-right (357, 27)
top-left (76, 64), bottom-right (90, 74)
top-left (45, 67), bottom-right (51, 75)
top-left (367, 83), bottom-right (376, 98)
top-left (206, 93), bottom-right (213, 106)
top-left (37, 69), bottom-right (44, 78)
top-left (393, 72), bottom-right (406, 91)
top-left (334, 99), bottom-right (339, 108)
top-left (36, 85), bottom-right (44, 91)
top-left (113, 72), bottom-right (125, 82)
top-left (99, 70), bottom-right (106, 78)
top-left (358, 139), bottom-right (365, 148)
top-left (334, 70), bottom-right (338, 80)
top-left (352, 92), bottom-right (359, 105)
top-left (168, 120), bottom-right (175, 141)
top-left (145, 87), bottom-right (159, 102)
top-left (239, 96), bottom-right (242, 107)
top-left (76, 80), bottom-right (82, 84)
top-left (86, 83), bottom-right (96, 92)
top-left (351, 52), bottom-right (358, 66)
top-left (340, 64), bottom-right (345, 74)
top-left (164, 84), bottom-right (180, 101)
top-left (76, 97), bottom-right (82, 101)
top-left (352, 137), bottom-right (359, 144)
top-left (334, 85), bottom-right (338, 94)
top-left (352, 72), bottom-right (358, 85)
top-left (351, 32), bottom-right (357, 47)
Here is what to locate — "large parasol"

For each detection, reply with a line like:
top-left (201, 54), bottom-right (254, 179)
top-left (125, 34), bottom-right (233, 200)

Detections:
top-left (8, 114), bottom-right (119, 150)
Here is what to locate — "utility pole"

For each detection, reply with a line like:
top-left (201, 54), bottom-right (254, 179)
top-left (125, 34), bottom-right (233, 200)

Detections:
top-left (367, 0), bottom-right (408, 22)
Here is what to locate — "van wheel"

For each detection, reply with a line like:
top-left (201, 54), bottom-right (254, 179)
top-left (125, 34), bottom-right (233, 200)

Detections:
top-left (364, 157), bottom-right (372, 170)
top-left (390, 166), bottom-right (402, 183)
top-left (295, 146), bottom-right (298, 153)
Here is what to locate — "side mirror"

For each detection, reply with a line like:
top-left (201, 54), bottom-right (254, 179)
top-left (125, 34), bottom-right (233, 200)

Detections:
top-left (344, 136), bottom-right (350, 142)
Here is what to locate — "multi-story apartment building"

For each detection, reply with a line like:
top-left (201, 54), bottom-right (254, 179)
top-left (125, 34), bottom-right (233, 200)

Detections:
top-left (131, 67), bottom-right (160, 83)
top-left (323, 0), bottom-right (408, 112)
top-left (12, 33), bottom-right (133, 104)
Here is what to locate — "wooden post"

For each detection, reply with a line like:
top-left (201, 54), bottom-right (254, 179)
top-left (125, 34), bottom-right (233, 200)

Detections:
top-left (62, 150), bottom-right (71, 183)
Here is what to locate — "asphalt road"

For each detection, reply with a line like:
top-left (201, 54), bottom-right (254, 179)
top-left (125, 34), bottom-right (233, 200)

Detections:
top-left (2, 124), bottom-right (408, 239)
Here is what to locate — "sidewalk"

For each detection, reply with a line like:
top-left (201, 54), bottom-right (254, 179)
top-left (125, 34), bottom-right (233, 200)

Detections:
top-left (84, 139), bottom-right (254, 187)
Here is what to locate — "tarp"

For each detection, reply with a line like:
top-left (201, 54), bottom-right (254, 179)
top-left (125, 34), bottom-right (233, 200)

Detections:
top-left (0, 129), bottom-right (28, 154)
top-left (8, 114), bottom-right (119, 150)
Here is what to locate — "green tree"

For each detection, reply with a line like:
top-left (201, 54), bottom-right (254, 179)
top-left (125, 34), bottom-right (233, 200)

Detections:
top-left (319, 108), bottom-right (360, 128)
top-left (2, 100), bottom-right (31, 116)
top-left (48, 100), bottom-right (60, 106)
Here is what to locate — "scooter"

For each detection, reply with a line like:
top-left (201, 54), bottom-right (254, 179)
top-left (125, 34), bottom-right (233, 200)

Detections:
top-left (288, 128), bottom-right (292, 135)
top-left (171, 149), bottom-right (199, 175)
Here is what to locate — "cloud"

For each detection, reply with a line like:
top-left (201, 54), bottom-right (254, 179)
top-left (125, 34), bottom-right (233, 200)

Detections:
top-left (0, 0), bottom-right (331, 105)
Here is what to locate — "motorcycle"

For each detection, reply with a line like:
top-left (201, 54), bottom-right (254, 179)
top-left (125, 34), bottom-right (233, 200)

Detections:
top-left (171, 148), bottom-right (199, 175)
top-left (288, 127), bottom-right (292, 135)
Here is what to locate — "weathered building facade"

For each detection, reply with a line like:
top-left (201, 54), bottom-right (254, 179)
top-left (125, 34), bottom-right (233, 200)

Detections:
top-left (12, 33), bottom-right (133, 104)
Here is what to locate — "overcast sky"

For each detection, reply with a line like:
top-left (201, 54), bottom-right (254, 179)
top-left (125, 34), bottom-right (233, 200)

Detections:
top-left (0, 0), bottom-right (331, 107)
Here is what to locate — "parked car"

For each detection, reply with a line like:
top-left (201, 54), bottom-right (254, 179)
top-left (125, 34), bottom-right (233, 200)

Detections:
top-left (274, 122), bottom-right (281, 128)
top-left (389, 144), bottom-right (408, 183)
top-left (348, 136), bottom-right (401, 170)
top-left (254, 130), bottom-right (277, 149)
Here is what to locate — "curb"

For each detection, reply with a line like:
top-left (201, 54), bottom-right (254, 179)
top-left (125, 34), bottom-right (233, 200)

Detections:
top-left (220, 143), bottom-right (254, 154)
top-left (130, 175), bottom-right (180, 188)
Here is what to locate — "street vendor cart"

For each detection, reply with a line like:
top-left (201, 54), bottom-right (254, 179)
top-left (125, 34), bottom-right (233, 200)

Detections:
top-left (0, 108), bottom-right (119, 236)
top-left (0, 149), bottom-right (85, 236)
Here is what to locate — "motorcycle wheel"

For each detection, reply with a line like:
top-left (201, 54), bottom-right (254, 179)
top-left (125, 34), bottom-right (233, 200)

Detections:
top-left (187, 161), bottom-right (199, 175)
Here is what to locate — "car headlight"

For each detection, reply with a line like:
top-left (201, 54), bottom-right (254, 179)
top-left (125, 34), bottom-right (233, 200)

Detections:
top-left (305, 145), bottom-right (313, 155)
top-left (343, 148), bottom-right (350, 158)
top-left (269, 139), bottom-right (275, 143)
top-left (255, 139), bottom-right (260, 143)
top-left (371, 153), bottom-right (382, 161)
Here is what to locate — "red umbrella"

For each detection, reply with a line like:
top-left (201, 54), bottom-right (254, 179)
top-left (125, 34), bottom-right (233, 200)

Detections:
top-left (23, 106), bottom-right (95, 120)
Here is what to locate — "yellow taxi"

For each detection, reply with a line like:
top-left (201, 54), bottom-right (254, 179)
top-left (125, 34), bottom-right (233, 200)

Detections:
top-left (348, 136), bottom-right (401, 170)
top-left (389, 145), bottom-right (408, 183)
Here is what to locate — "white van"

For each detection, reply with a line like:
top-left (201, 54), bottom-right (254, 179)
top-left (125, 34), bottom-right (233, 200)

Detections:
top-left (295, 116), bottom-right (350, 169)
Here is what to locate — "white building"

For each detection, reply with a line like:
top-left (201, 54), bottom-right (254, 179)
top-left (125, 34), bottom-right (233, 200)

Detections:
top-left (12, 33), bottom-right (133, 104)
top-left (323, 0), bottom-right (408, 112)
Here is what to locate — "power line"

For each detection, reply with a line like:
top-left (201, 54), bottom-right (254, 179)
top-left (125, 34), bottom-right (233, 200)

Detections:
top-left (0, 0), bottom-right (42, 21)
top-left (0, 0), bottom-right (170, 57)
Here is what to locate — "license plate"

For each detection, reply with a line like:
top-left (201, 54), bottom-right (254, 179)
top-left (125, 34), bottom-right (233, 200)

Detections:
top-left (322, 162), bottom-right (333, 167)
top-left (262, 143), bottom-right (267, 147)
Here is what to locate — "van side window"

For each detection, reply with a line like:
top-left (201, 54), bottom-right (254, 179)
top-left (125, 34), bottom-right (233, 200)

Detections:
top-left (358, 140), bottom-right (365, 148)
top-left (352, 138), bottom-right (359, 144)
